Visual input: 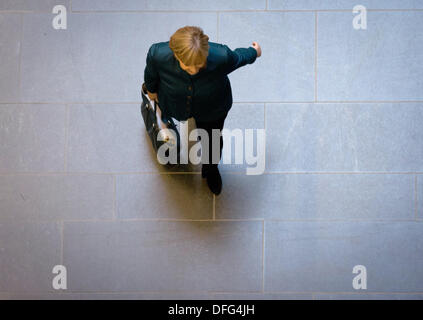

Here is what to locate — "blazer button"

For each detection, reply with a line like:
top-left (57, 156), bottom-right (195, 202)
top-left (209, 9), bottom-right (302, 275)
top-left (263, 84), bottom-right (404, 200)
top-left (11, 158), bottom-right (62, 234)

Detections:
top-left (187, 96), bottom-right (192, 99)
top-left (188, 86), bottom-right (192, 90)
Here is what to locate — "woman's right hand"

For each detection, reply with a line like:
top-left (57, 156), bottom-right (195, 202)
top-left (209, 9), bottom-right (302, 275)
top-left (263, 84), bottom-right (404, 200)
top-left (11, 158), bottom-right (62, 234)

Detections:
top-left (147, 91), bottom-right (168, 130)
top-left (252, 41), bottom-right (262, 57)
top-left (147, 90), bottom-right (158, 103)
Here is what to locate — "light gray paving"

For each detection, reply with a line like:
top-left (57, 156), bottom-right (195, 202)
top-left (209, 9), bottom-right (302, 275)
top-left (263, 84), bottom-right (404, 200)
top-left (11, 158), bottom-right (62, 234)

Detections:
top-left (63, 220), bottom-right (263, 292)
top-left (216, 173), bottom-right (415, 220)
top-left (219, 103), bottom-right (265, 172)
top-left (418, 175), bottom-right (422, 219)
top-left (318, 11), bottom-right (423, 101)
top-left (72, 0), bottom-right (266, 11)
top-left (0, 292), bottom-right (213, 300)
top-left (0, 222), bottom-right (61, 292)
top-left (0, 104), bottom-right (66, 172)
top-left (265, 221), bottom-right (423, 292)
top-left (67, 104), bottom-right (203, 172)
top-left (315, 293), bottom-right (423, 300)
top-left (219, 12), bottom-right (315, 102)
top-left (0, 14), bottom-right (20, 102)
top-left (67, 104), bottom-right (157, 172)
top-left (116, 173), bottom-right (213, 220)
top-left (268, 0), bottom-right (423, 10)
top-left (0, 0), bottom-right (70, 11)
top-left (213, 293), bottom-right (313, 300)
top-left (265, 103), bottom-right (423, 172)
top-left (20, 12), bottom-right (217, 103)
top-left (0, 174), bottom-right (114, 221)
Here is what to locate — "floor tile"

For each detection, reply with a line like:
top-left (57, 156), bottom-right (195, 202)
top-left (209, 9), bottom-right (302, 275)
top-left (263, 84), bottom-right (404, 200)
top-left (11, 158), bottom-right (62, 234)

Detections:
top-left (0, 174), bottom-right (114, 221)
top-left (268, 0), bottom-right (423, 10)
top-left (68, 104), bottom-right (204, 173)
top-left (315, 293), bottom-right (423, 300)
top-left (0, 104), bottom-right (66, 172)
top-left (213, 293), bottom-right (313, 300)
top-left (218, 103), bottom-right (265, 172)
top-left (0, 292), bottom-right (213, 300)
top-left (265, 221), bottom-right (423, 292)
top-left (0, 222), bottom-right (61, 292)
top-left (0, 0), bottom-right (70, 11)
top-left (265, 103), bottom-right (423, 172)
top-left (20, 13), bottom-right (217, 103)
top-left (72, 0), bottom-right (265, 11)
top-left (116, 174), bottom-right (213, 220)
top-left (63, 220), bottom-right (262, 292)
top-left (219, 12), bottom-right (315, 102)
top-left (216, 173), bottom-right (414, 220)
top-left (318, 11), bottom-right (423, 101)
top-left (0, 14), bottom-right (21, 102)
top-left (67, 104), bottom-right (155, 172)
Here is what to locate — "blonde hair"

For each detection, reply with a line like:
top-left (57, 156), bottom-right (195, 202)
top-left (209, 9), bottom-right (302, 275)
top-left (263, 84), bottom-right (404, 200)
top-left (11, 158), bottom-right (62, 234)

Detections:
top-left (169, 26), bottom-right (209, 66)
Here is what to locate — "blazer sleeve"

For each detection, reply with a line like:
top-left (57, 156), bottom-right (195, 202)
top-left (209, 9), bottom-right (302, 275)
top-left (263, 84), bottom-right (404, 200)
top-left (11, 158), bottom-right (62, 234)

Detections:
top-left (223, 44), bottom-right (258, 75)
top-left (144, 44), bottom-right (160, 93)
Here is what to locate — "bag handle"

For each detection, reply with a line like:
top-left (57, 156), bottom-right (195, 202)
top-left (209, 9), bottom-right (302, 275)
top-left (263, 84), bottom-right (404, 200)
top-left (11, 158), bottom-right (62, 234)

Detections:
top-left (141, 83), bottom-right (174, 129)
top-left (141, 83), bottom-right (158, 117)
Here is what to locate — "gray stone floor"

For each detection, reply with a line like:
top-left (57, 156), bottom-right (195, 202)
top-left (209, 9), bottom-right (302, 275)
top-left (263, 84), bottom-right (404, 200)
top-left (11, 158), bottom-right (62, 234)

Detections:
top-left (0, 0), bottom-right (423, 300)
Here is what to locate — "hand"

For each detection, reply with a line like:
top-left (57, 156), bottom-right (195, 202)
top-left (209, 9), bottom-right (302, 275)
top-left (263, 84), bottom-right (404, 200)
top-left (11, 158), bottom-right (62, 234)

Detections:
top-left (252, 41), bottom-right (261, 58)
top-left (147, 90), bottom-right (158, 103)
top-left (146, 91), bottom-right (167, 128)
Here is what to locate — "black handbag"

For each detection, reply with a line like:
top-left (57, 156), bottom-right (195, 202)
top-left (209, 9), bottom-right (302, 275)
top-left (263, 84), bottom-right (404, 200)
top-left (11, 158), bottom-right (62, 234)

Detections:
top-left (140, 83), bottom-right (181, 165)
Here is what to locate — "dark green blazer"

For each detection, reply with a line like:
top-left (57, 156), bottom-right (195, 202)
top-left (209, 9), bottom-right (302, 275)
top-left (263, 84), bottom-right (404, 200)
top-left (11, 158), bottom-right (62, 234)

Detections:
top-left (144, 41), bottom-right (257, 122)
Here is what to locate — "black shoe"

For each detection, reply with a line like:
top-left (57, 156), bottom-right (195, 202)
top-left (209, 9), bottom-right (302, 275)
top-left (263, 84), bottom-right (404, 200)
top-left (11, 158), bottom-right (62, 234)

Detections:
top-left (206, 166), bottom-right (222, 195)
top-left (201, 164), bottom-right (208, 178)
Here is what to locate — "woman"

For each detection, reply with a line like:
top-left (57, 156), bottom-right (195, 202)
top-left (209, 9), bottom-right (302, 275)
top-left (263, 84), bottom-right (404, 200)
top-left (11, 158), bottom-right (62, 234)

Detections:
top-left (144, 26), bottom-right (261, 195)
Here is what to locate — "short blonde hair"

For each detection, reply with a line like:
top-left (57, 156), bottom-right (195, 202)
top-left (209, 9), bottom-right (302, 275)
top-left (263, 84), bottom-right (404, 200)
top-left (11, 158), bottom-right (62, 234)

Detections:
top-left (169, 26), bottom-right (209, 66)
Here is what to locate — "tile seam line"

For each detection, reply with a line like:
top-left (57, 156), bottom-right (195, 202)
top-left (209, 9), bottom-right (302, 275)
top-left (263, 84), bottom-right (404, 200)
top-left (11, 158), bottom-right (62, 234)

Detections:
top-left (2, 290), bottom-right (423, 295)
top-left (60, 219), bottom-right (265, 222)
top-left (414, 175), bottom-right (419, 221)
top-left (0, 290), bottom-right (259, 295)
top-left (63, 104), bottom-right (69, 172)
top-left (213, 194), bottom-right (216, 220)
top-left (265, 291), bottom-right (423, 294)
top-left (3, 101), bottom-right (423, 104)
top-left (262, 220), bottom-right (265, 293)
top-left (1, 172), bottom-right (423, 175)
top-left (314, 11), bottom-right (318, 102)
top-left (0, 290), bottom-right (291, 295)
top-left (60, 221), bottom-right (64, 265)
top-left (216, 12), bottom-right (219, 43)
top-left (0, 11), bottom-right (32, 13)
top-left (1, 9), bottom-right (423, 14)
top-left (113, 174), bottom-right (117, 220)
top-left (17, 13), bottom-right (23, 100)
top-left (43, 9), bottom-right (423, 13)
top-left (16, 218), bottom-right (422, 223)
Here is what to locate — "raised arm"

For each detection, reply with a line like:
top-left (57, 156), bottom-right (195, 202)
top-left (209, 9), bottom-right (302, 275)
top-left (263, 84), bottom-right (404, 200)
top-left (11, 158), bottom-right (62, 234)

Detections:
top-left (223, 43), bottom-right (259, 75)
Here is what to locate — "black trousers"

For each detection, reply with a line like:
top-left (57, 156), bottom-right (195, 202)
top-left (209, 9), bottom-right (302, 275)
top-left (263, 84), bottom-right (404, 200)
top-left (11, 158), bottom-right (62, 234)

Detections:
top-left (193, 114), bottom-right (227, 170)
